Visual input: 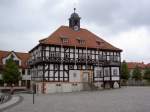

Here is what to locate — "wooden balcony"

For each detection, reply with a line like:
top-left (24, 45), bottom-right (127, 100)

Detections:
top-left (29, 56), bottom-right (121, 66)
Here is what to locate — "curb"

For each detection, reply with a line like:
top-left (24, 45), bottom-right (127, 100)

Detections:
top-left (0, 95), bottom-right (23, 112)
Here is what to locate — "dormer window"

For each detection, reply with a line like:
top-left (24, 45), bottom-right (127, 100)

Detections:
top-left (79, 40), bottom-right (85, 45)
top-left (96, 40), bottom-right (104, 46)
top-left (77, 37), bottom-right (85, 45)
top-left (60, 36), bottom-right (68, 44)
top-left (96, 41), bottom-right (100, 45)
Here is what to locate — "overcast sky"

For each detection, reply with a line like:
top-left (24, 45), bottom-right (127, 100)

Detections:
top-left (0, 0), bottom-right (150, 63)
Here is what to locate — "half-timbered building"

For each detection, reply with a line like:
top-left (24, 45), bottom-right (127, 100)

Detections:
top-left (0, 50), bottom-right (31, 88)
top-left (29, 10), bottom-right (122, 93)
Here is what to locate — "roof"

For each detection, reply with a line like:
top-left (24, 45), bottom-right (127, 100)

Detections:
top-left (146, 63), bottom-right (150, 68)
top-left (39, 26), bottom-right (122, 51)
top-left (127, 62), bottom-right (146, 69)
top-left (0, 50), bottom-right (30, 68)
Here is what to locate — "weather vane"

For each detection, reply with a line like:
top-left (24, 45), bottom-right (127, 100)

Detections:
top-left (74, 8), bottom-right (76, 13)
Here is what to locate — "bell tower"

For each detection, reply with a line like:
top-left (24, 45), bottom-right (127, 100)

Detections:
top-left (69, 8), bottom-right (81, 31)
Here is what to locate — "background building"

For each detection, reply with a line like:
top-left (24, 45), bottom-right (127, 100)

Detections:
top-left (0, 50), bottom-right (31, 88)
top-left (29, 10), bottom-right (122, 93)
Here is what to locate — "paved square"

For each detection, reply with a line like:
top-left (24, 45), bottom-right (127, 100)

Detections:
top-left (5, 87), bottom-right (150, 112)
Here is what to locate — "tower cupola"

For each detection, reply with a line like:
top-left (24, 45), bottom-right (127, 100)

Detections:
top-left (69, 8), bottom-right (81, 31)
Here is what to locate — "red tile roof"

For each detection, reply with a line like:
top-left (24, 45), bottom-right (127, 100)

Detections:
top-left (127, 62), bottom-right (146, 69)
top-left (0, 50), bottom-right (30, 68)
top-left (39, 26), bottom-right (122, 51)
top-left (146, 63), bottom-right (150, 68)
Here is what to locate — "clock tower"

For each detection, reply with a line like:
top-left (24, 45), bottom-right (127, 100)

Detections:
top-left (69, 8), bottom-right (81, 31)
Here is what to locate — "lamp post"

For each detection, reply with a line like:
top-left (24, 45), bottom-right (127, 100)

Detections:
top-left (32, 82), bottom-right (36, 104)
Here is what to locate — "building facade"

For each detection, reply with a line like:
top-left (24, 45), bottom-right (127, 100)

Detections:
top-left (0, 50), bottom-right (31, 88)
top-left (29, 11), bottom-right (122, 93)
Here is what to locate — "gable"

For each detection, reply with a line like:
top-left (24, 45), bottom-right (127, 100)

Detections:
top-left (0, 50), bottom-right (30, 68)
top-left (2, 51), bottom-right (21, 65)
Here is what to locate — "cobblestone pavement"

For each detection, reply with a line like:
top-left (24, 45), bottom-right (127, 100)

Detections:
top-left (4, 87), bottom-right (150, 112)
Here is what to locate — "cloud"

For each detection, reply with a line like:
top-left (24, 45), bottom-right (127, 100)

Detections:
top-left (0, 0), bottom-right (150, 63)
top-left (109, 27), bottom-right (150, 63)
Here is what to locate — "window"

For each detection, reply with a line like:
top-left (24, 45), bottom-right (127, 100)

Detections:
top-left (61, 37), bottom-right (68, 43)
top-left (87, 54), bottom-right (92, 59)
top-left (113, 69), bottom-right (118, 76)
top-left (77, 37), bottom-right (85, 45)
top-left (78, 40), bottom-right (85, 45)
top-left (103, 53), bottom-right (107, 60)
top-left (96, 70), bottom-right (102, 77)
top-left (96, 41), bottom-right (100, 45)
top-left (105, 69), bottom-right (109, 77)
top-left (22, 69), bottom-right (25, 75)
top-left (54, 64), bottom-right (59, 70)
top-left (55, 52), bottom-right (60, 57)
top-left (69, 65), bottom-right (74, 69)
top-left (110, 55), bottom-right (113, 61)
top-left (79, 53), bottom-right (86, 59)
top-left (77, 65), bottom-right (82, 69)
top-left (98, 54), bottom-right (102, 60)
top-left (114, 56), bottom-right (118, 61)
top-left (65, 53), bottom-right (70, 58)
top-left (27, 69), bottom-right (30, 75)
top-left (50, 52), bottom-right (55, 57)
top-left (12, 60), bottom-right (19, 66)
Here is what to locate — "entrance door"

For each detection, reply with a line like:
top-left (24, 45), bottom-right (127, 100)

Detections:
top-left (82, 72), bottom-right (89, 82)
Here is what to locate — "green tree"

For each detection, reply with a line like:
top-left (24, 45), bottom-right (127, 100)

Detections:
top-left (132, 66), bottom-right (142, 80)
top-left (2, 57), bottom-right (21, 86)
top-left (121, 61), bottom-right (130, 80)
top-left (143, 67), bottom-right (150, 81)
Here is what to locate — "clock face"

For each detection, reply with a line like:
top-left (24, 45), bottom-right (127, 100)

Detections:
top-left (74, 25), bottom-right (79, 31)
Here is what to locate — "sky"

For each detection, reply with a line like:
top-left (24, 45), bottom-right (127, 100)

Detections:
top-left (0, 0), bottom-right (150, 63)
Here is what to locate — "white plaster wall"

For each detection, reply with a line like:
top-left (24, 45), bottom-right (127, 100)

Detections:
top-left (45, 83), bottom-right (83, 94)
top-left (70, 48), bottom-right (73, 52)
top-left (46, 83), bottom-right (58, 93)
top-left (69, 70), bottom-right (80, 82)
top-left (104, 77), bottom-right (110, 81)
top-left (94, 78), bottom-right (103, 81)
top-left (51, 47), bottom-right (55, 51)
top-left (50, 64), bottom-right (53, 70)
top-left (94, 82), bottom-right (103, 89)
top-left (62, 84), bottom-right (72, 92)
top-left (72, 83), bottom-right (83, 91)
top-left (112, 77), bottom-right (120, 81)
top-left (22, 75), bottom-right (31, 80)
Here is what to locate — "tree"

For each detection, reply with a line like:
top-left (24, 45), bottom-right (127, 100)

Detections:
top-left (120, 61), bottom-right (130, 80)
top-left (143, 67), bottom-right (150, 81)
top-left (132, 66), bottom-right (142, 81)
top-left (2, 57), bottom-right (21, 86)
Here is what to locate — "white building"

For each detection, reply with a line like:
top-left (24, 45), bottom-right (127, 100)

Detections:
top-left (29, 10), bottom-right (122, 94)
top-left (0, 50), bottom-right (31, 88)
